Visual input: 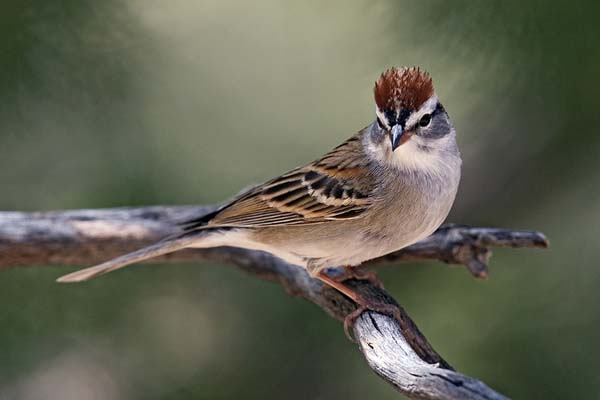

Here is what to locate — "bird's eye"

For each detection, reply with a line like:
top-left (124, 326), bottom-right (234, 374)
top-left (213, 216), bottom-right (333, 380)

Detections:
top-left (419, 114), bottom-right (431, 127)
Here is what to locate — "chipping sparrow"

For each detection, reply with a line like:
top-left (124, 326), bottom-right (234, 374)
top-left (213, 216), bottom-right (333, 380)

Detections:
top-left (58, 67), bottom-right (461, 325)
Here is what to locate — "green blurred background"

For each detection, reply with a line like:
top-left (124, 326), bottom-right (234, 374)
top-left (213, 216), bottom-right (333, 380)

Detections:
top-left (1, 1), bottom-right (599, 398)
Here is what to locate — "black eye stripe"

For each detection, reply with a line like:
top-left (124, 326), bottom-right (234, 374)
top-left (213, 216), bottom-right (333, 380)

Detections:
top-left (397, 109), bottom-right (411, 128)
top-left (432, 102), bottom-right (445, 116)
top-left (380, 103), bottom-right (445, 130)
top-left (384, 109), bottom-right (397, 126)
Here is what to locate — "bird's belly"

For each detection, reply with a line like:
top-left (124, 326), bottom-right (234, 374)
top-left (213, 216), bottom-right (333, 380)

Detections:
top-left (252, 222), bottom-right (417, 269)
top-left (191, 229), bottom-right (309, 267)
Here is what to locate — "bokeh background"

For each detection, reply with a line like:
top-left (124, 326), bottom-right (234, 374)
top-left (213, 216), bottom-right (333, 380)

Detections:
top-left (1, 1), bottom-right (599, 398)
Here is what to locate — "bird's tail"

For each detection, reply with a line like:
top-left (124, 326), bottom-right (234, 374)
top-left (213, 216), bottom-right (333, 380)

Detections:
top-left (56, 234), bottom-right (205, 283)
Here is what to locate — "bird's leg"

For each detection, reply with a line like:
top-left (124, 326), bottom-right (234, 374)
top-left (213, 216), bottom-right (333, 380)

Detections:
top-left (331, 266), bottom-right (385, 289)
top-left (315, 270), bottom-right (401, 342)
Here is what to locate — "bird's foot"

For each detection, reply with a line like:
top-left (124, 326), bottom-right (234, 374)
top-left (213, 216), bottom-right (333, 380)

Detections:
top-left (342, 299), bottom-right (402, 342)
top-left (315, 270), bottom-right (399, 342)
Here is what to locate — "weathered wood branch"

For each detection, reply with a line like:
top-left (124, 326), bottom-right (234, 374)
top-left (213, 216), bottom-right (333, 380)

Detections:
top-left (0, 206), bottom-right (548, 400)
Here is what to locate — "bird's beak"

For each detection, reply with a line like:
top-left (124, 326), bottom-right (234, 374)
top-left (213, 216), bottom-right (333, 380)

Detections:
top-left (391, 125), bottom-right (413, 150)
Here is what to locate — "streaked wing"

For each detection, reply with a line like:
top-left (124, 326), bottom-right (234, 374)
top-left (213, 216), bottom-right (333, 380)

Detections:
top-left (182, 133), bottom-right (375, 231)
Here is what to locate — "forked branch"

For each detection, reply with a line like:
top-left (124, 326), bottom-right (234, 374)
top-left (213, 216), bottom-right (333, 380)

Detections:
top-left (0, 206), bottom-right (547, 400)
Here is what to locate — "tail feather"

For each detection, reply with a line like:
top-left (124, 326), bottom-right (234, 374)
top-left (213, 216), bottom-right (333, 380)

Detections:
top-left (56, 236), bottom-right (199, 283)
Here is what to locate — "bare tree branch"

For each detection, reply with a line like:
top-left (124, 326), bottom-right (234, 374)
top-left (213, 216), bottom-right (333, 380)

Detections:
top-left (375, 224), bottom-right (548, 278)
top-left (0, 205), bottom-right (547, 400)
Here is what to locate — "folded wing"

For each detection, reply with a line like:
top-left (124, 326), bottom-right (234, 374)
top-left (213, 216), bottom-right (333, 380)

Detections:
top-left (182, 133), bottom-right (375, 231)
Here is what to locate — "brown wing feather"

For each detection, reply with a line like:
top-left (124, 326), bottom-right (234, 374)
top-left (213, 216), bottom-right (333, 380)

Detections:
top-left (183, 132), bottom-right (374, 231)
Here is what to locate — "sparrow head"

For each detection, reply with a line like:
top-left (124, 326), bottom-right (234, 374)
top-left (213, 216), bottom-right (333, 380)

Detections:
top-left (373, 67), bottom-right (452, 152)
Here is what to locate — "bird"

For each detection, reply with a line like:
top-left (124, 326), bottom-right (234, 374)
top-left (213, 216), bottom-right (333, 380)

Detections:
top-left (57, 67), bottom-right (461, 328)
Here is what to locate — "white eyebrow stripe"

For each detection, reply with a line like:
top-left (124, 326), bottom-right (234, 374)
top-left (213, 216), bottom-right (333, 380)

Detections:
top-left (405, 96), bottom-right (438, 129)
